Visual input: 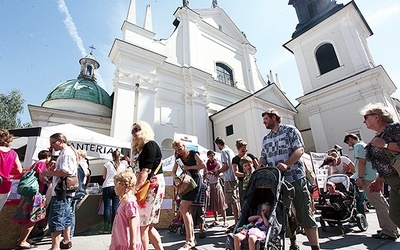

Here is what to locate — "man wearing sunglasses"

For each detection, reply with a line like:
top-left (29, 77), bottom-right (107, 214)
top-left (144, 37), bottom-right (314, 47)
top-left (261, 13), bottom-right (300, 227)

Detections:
top-left (40, 133), bottom-right (78, 250)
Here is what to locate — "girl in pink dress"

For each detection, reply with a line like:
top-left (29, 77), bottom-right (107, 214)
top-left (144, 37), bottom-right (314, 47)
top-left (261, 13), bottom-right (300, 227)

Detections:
top-left (110, 170), bottom-right (143, 250)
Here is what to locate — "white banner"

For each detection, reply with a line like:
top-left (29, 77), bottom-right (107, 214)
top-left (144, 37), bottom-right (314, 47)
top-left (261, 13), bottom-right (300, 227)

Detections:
top-left (310, 152), bottom-right (328, 189)
top-left (173, 133), bottom-right (198, 151)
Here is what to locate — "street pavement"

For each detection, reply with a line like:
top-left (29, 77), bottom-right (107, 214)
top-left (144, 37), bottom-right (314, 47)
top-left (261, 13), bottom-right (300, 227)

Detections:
top-left (22, 209), bottom-right (400, 250)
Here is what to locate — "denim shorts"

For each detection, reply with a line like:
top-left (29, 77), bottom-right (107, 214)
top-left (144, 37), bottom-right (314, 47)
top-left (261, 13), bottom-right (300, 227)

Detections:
top-left (48, 196), bottom-right (73, 233)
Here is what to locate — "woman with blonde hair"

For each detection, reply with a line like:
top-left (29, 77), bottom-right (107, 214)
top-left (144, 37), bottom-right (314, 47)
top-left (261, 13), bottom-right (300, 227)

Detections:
top-left (0, 129), bottom-right (22, 211)
top-left (131, 121), bottom-right (165, 250)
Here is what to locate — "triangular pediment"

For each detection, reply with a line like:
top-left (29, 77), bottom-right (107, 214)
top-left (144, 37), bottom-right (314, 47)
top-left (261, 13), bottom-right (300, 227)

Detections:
top-left (254, 84), bottom-right (297, 112)
top-left (177, 7), bottom-right (253, 46)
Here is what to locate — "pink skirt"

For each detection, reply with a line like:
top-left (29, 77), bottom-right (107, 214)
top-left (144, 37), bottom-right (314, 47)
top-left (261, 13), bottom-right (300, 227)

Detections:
top-left (208, 182), bottom-right (227, 212)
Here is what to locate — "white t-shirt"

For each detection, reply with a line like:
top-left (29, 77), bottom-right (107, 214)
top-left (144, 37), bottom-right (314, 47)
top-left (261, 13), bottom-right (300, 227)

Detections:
top-left (103, 161), bottom-right (127, 188)
top-left (331, 156), bottom-right (353, 174)
top-left (51, 146), bottom-right (77, 196)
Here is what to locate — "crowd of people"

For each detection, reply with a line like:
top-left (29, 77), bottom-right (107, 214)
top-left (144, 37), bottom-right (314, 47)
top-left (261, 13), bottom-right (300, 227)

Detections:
top-left (0, 101), bottom-right (399, 250)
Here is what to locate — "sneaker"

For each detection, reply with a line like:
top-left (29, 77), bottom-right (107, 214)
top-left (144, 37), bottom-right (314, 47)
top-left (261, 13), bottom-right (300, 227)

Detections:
top-left (372, 232), bottom-right (397, 240)
top-left (178, 241), bottom-right (196, 250)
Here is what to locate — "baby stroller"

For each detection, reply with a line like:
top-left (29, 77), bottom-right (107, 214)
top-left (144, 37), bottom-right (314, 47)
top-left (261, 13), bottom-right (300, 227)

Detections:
top-left (226, 167), bottom-right (295, 250)
top-left (169, 177), bottom-right (210, 236)
top-left (168, 196), bottom-right (184, 234)
top-left (315, 174), bottom-right (368, 234)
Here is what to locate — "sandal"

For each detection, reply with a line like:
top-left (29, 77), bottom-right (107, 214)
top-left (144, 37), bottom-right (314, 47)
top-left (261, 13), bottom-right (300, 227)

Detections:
top-left (60, 240), bottom-right (73, 249)
top-left (178, 241), bottom-right (196, 250)
top-left (15, 245), bottom-right (36, 250)
top-left (199, 232), bottom-right (206, 239)
top-left (372, 232), bottom-right (397, 240)
top-left (210, 221), bottom-right (220, 227)
top-left (289, 245), bottom-right (300, 250)
top-left (222, 222), bottom-right (229, 228)
top-left (225, 225), bottom-right (234, 233)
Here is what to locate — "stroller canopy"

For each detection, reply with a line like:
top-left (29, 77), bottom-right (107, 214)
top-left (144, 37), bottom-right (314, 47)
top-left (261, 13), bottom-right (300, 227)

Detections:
top-left (324, 174), bottom-right (351, 192)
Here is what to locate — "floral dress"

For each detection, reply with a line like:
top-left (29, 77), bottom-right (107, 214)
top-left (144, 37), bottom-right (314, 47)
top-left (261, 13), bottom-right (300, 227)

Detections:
top-left (136, 141), bottom-right (165, 226)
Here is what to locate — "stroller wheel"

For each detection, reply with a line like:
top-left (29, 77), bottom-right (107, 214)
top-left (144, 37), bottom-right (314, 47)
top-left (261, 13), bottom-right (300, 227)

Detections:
top-left (338, 222), bottom-right (345, 235)
top-left (320, 218), bottom-right (327, 232)
top-left (356, 214), bottom-right (368, 231)
top-left (168, 225), bottom-right (174, 232)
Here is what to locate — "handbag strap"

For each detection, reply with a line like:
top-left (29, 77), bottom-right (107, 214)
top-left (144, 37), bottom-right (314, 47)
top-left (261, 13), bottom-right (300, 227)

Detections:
top-left (379, 131), bottom-right (399, 158)
top-left (148, 160), bottom-right (162, 179)
top-left (175, 171), bottom-right (187, 188)
top-left (31, 161), bottom-right (39, 172)
top-left (153, 161), bottom-right (162, 176)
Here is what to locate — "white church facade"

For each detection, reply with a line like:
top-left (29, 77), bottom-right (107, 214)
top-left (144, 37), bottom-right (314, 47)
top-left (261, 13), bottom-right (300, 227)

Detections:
top-left (28, 0), bottom-right (399, 160)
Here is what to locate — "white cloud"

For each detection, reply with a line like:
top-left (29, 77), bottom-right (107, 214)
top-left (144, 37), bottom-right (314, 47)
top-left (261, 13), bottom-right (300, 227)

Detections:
top-left (57, 0), bottom-right (86, 56)
top-left (367, 4), bottom-right (400, 28)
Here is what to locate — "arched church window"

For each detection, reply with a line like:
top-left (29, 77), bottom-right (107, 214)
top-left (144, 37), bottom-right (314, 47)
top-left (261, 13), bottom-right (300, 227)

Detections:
top-left (86, 65), bottom-right (93, 76)
top-left (316, 43), bottom-right (340, 75)
top-left (216, 63), bottom-right (234, 87)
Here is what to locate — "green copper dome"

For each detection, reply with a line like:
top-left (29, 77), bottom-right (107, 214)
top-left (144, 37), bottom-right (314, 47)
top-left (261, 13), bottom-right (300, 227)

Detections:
top-left (44, 78), bottom-right (112, 109)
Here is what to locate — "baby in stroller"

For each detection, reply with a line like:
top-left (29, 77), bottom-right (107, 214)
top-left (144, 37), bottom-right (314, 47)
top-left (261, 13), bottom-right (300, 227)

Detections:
top-left (316, 174), bottom-right (368, 234)
top-left (233, 202), bottom-right (271, 250)
top-left (326, 181), bottom-right (346, 199)
top-left (169, 197), bottom-right (184, 233)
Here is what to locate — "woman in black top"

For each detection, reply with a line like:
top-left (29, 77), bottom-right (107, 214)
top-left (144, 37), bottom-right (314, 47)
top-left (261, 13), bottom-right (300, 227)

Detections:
top-left (172, 140), bottom-right (205, 250)
top-left (131, 121), bottom-right (165, 250)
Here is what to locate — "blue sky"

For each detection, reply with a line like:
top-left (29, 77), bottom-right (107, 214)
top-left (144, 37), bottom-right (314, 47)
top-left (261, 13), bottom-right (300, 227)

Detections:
top-left (1, 0), bottom-right (399, 125)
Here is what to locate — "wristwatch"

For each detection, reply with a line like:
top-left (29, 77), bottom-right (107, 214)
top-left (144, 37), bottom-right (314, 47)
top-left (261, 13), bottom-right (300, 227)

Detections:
top-left (383, 143), bottom-right (389, 149)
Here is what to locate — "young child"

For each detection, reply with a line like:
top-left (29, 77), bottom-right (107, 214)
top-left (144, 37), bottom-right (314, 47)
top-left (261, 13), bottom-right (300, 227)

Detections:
top-left (326, 181), bottom-right (346, 199)
top-left (240, 156), bottom-right (255, 191)
top-left (172, 198), bottom-right (183, 225)
top-left (191, 177), bottom-right (208, 238)
top-left (110, 170), bottom-right (143, 250)
top-left (234, 202), bottom-right (271, 250)
top-left (205, 150), bottom-right (228, 227)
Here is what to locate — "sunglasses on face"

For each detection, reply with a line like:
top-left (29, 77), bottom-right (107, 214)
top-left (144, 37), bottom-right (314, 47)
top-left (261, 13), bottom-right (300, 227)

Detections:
top-left (363, 114), bottom-right (375, 120)
top-left (50, 140), bottom-right (59, 145)
top-left (131, 127), bottom-right (141, 134)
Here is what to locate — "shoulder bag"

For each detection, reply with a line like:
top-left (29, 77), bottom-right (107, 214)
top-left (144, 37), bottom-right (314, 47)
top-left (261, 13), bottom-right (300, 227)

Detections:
top-left (135, 161), bottom-right (162, 204)
top-left (17, 163), bottom-right (40, 197)
top-left (380, 132), bottom-right (400, 174)
top-left (174, 170), bottom-right (197, 197)
top-left (383, 148), bottom-right (400, 174)
top-left (65, 175), bottom-right (79, 192)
